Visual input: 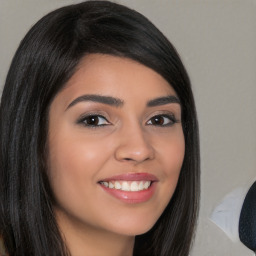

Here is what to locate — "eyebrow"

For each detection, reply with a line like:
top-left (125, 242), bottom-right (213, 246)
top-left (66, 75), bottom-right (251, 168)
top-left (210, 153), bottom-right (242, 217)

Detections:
top-left (147, 95), bottom-right (180, 107)
top-left (66, 94), bottom-right (180, 110)
top-left (66, 94), bottom-right (124, 110)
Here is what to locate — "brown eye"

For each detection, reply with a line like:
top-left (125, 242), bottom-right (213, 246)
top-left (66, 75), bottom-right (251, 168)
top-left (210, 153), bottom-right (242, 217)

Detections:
top-left (80, 115), bottom-right (110, 127)
top-left (147, 114), bottom-right (177, 126)
top-left (151, 116), bottom-right (165, 125)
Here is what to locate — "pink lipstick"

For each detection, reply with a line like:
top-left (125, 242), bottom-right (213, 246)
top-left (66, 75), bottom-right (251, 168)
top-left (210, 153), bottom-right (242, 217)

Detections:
top-left (98, 173), bottom-right (158, 204)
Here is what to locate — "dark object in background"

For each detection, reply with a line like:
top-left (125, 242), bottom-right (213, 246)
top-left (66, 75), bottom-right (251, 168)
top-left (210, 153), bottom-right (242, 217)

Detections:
top-left (239, 181), bottom-right (256, 253)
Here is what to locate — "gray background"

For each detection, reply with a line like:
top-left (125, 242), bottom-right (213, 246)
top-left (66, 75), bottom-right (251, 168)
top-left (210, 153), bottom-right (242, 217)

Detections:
top-left (0, 1), bottom-right (255, 255)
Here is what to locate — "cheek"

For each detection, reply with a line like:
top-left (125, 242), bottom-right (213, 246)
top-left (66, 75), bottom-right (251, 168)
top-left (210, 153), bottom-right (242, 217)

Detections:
top-left (165, 139), bottom-right (185, 174)
top-left (158, 128), bottom-right (185, 172)
top-left (47, 133), bottom-right (107, 199)
top-left (156, 130), bottom-right (185, 195)
top-left (47, 128), bottom-right (119, 200)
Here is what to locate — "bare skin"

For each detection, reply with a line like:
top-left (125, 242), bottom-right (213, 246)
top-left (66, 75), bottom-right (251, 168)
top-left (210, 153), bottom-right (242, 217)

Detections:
top-left (48, 54), bottom-right (185, 256)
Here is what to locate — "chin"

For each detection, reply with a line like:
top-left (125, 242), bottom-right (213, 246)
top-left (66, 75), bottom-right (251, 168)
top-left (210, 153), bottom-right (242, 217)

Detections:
top-left (106, 216), bottom-right (158, 236)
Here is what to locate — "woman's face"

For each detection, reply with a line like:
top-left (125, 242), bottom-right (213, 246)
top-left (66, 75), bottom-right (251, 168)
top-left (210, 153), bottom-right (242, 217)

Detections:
top-left (48, 54), bottom-right (185, 237)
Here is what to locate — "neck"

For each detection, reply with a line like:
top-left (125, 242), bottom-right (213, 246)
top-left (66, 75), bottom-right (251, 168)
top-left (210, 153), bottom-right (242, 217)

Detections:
top-left (56, 209), bottom-right (135, 256)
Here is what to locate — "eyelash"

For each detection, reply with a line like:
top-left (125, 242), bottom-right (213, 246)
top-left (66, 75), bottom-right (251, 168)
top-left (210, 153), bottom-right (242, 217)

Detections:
top-left (77, 114), bottom-right (110, 127)
top-left (77, 113), bottom-right (179, 128)
top-left (146, 114), bottom-right (179, 127)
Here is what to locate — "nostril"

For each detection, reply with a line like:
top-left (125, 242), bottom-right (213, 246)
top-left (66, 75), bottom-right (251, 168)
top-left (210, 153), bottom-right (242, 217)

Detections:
top-left (124, 158), bottom-right (133, 161)
top-left (122, 157), bottom-right (151, 162)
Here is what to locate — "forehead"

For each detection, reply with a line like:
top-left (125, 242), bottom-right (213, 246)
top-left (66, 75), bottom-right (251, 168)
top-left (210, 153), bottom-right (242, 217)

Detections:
top-left (59, 54), bottom-right (177, 105)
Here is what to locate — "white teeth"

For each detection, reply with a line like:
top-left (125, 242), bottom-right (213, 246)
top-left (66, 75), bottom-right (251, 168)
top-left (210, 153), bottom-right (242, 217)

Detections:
top-left (102, 181), bottom-right (109, 188)
top-left (122, 181), bottom-right (130, 191)
top-left (144, 181), bottom-right (151, 189)
top-left (139, 181), bottom-right (144, 190)
top-left (114, 181), bottom-right (121, 190)
top-left (109, 182), bottom-right (114, 189)
top-left (100, 180), bottom-right (152, 191)
top-left (130, 181), bottom-right (139, 191)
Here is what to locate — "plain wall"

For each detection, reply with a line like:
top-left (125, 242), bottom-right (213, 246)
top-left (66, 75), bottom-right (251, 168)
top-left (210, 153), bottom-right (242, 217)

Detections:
top-left (1, 1), bottom-right (255, 255)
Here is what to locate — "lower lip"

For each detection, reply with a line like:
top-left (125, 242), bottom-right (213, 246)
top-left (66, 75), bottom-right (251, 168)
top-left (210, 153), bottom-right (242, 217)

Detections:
top-left (100, 182), bottom-right (157, 204)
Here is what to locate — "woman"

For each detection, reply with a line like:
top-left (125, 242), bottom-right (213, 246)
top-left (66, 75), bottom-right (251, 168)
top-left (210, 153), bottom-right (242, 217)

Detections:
top-left (0, 1), bottom-right (200, 255)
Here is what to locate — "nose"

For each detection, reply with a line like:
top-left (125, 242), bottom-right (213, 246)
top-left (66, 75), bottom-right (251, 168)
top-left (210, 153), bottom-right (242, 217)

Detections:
top-left (114, 124), bottom-right (155, 164)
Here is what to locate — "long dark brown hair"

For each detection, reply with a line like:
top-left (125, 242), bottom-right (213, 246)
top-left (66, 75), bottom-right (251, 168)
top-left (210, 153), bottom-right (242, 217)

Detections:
top-left (0, 1), bottom-right (200, 255)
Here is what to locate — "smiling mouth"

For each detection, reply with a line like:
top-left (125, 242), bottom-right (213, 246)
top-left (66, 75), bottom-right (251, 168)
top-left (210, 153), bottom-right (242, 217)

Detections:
top-left (99, 180), bottom-right (152, 191)
top-left (98, 173), bottom-right (157, 203)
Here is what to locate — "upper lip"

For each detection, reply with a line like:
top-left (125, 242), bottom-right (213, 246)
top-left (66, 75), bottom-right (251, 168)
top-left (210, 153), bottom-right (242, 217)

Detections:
top-left (99, 172), bottom-right (158, 182)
